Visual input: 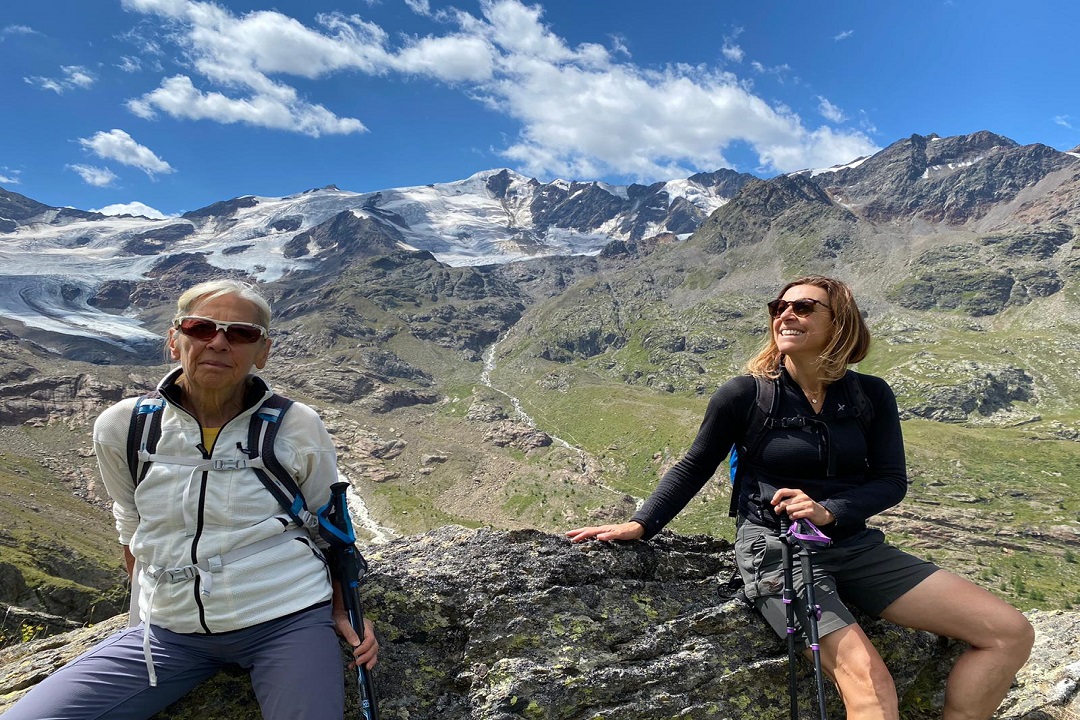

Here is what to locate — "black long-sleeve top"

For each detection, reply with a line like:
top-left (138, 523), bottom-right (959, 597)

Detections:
top-left (631, 368), bottom-right (908, 542)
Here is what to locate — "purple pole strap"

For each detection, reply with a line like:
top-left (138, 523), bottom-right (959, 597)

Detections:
top-left (787, 519), bottom-right (832, 545)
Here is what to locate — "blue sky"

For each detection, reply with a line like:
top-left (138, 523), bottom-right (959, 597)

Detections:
top-left (2, 0), bottom-right (1078, 218)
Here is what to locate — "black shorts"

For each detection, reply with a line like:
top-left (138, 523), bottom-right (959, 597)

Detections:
top-left (735, 522), bottom-right (939, 649)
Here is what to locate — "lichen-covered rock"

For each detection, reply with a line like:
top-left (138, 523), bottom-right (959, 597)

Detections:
top-left (0, 527), bottom-right (1074, 719)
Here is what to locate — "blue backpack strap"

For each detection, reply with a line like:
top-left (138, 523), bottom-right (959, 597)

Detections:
top-left (247, 395), bottom-right (355, 549)
top-left (246, 394), bottom-right (309, 526)
top-left (127, 392), bottom-right (166, 487)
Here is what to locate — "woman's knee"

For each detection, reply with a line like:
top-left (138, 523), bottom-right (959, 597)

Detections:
top-left (990, 608), bottom-right (1035, 659)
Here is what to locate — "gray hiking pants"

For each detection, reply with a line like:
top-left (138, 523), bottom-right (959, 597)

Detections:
top-left (3, 603), bottom-right (344, 720)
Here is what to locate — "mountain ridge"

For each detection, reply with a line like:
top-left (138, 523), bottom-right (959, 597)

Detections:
top-left (1, 128), bottom-right (1079, 633)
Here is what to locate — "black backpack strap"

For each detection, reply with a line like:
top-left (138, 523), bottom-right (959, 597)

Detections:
top-left (728, 371), bottom-right (876, 516)
top-left (728, 375), bottom-right (780, 517)
top-left (840, 370), bottom-right (874, 436)
top-left (127, 392), bottom-right (165, 487)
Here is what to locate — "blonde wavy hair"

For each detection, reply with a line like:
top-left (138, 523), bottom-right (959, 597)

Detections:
top-left (745, 275), bottom-right (870, 383)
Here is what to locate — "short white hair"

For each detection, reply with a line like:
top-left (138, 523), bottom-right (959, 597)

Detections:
top-left (174, 279), bottom-right (272, 330)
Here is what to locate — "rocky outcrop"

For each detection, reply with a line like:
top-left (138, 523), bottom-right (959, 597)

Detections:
top-left (180, 195), bottom-right (260, 221)
top-left (283, 210), bottom-right (411, 260)
top-left (1, 527), bottom-right (1074, 719)
top-left (885, 358), bottom-right (1036, 423)
top-left (0, 604), bottom-right (81, 648)
top-left (0, 185), bottom-right (101, 231)
top-left (692, 174), bottom-right (853, 255)
top-left (0, 374), bottom-right (132, 426)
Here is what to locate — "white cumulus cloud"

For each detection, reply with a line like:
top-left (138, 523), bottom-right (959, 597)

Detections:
top-left (469, 1), bottom-right (876, 177)
top-left (122, 1), bottom-right (386, 136)
top-left (78, 129), bottom-right (174, 177)
top-left (127, 75), bottom-right (365, 137)
top-left (818, 96), bottom-right (846, 123)
top-left (68, 164), bottom-right (119, 187)
top-left (119, 0), bottom-right (879, 178)
top-left (1, 24), bottom-right (39, 40)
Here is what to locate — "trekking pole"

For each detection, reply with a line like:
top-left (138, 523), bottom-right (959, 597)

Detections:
top-left (326, 481), bottom-right (380, 720)
top-left (778, 516), bottom-right (800, 720)
top-left (787, 519), bottom-right (832, 720)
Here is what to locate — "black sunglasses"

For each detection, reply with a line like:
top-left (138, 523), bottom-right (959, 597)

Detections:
top-left (174, 316), bottom-right (268, 344)
top-left (767, 298), bottom-right (831, 318)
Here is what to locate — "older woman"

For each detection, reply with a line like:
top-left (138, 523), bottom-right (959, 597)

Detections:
top-left (7, 279), bottom-right (378, 720)
top-left (568, 275), bottom-right (1033, 720)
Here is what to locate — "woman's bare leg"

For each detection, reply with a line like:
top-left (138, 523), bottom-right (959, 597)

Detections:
top-left (879, 570), bottom-right (1034, 720)
top-left (816, 623), bottom-right (899, 720)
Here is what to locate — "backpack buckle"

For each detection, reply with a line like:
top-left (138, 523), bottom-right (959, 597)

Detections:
top-left (213, 459), bottom-right (249, 470)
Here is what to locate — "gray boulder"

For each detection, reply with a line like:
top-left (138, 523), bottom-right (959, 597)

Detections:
top-left (0, 527), bottom-right (1075, 719)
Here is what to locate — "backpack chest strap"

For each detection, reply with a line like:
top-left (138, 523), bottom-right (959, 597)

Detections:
top-left (144, 527), bottom-right (309, 595)
top-left (138, 527), bottom-right (310, 687)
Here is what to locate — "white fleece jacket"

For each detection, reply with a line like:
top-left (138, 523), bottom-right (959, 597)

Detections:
top-left (93, 369), bottom-right (336, 634)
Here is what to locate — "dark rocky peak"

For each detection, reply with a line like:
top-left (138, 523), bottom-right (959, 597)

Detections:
top-left (688, 173), bottom-right (853, 255)
top-left (922, 129), bottom-right (1019, 165)
top-left (485, 168), bottom-right (515, 199)
top-left (736, 173), bottom-right (836, 214)
top-left (816, 131), bottom-right (1077, 223)
top-left (625, 180), bottom-right (667, 201)
top-left (824, 131), bottom-right (1017, 189)
top-left (120, 222), bottom-right (197, 256)
top-left (295, 184), bottom-right (341, 195)
top-left (529, 180), bottom-right (627, 231)
top-left (180, 195), bottom-right (259, 221)
top-left (687, 167), bottom-right (757, 196)
top-left (0, 186), bottom-right (102, 231)
top-left (282, 209), bottom-right (418, 265)
top-left (662, 195), bottom-right (708, 235)
top-left (53, 207), bottom-right (103, 223)
top-left (0, 186), bottom-right (53, 224)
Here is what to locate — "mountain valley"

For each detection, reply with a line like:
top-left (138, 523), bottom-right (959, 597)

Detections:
top-left (2, 130), bottom-right (1080, 645)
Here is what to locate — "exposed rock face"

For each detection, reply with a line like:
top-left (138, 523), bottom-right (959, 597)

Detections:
top-left (820, 131), bottom-right (1075, 224)
top-left (121, 223), bottom-right (198, 255)
top-left (476, 168), bottom-right (753, 243)
top-left (693, 174), bottom-right (854, 255)
top-left (283, 210), bottom-right (412, 261)
top-left (181, 195), bottom-right (260, 221)
top-left (1, 527), bottom-right (1074, 720)
top-left (0, 185), bottom-right (101, 231)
